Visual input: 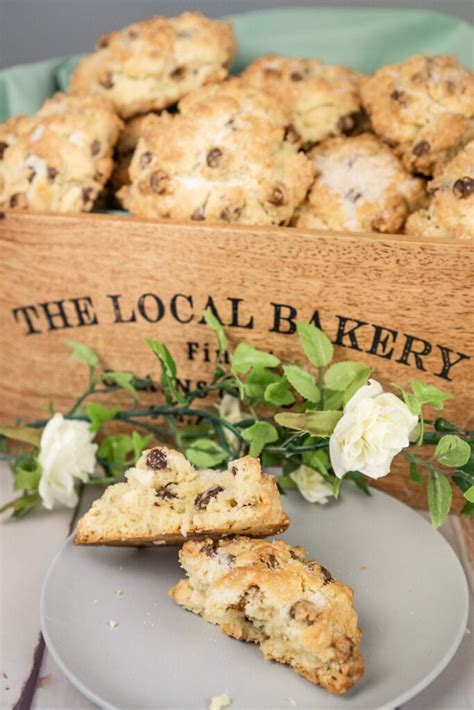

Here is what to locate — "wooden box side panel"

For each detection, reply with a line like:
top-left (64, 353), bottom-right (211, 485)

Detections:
top-left (1, 212), bottom-right (472, 509)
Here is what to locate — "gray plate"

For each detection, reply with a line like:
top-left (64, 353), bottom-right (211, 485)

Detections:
top-left (41, 487), bottom-right (468, 710)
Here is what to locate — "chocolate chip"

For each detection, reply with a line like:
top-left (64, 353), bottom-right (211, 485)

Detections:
top-left (452, 176), bottom-right (474, 199)
top-left (9, 193), bottom-right (27, 208)
top-left (0, 212), bottom-right (5, 220)
top-left (90, 140), bottom-right (101, 156)
top-left (150, 170), bottom-right (168, 193)
top-left (139, 151), bottom-right (153, 169)
top-left (290, 71), bottom-right (303, 81)
top-left (227, 554), bottom-right (236, 566)
top-left (390, 89), bottom-right (404, 101)
top-left (289, 549), bottom-right (303, 560)
top-left (319, 565), bottom-right (334, 585)
top-left (194, 486), bottom-right (224, 510)
top-left (266, 554), bottom-right (279, 569)
top-left (97, 36), bottom-right (109, 48)
top-left (264, 67), bottom-right (281, 77)
top-left (191, 206), bottom-right (205, 221)
top-left (99, 72), bottom-right (114, 89)
top-left (47, 167), bottom-right (58, 181)
top-left (0, 141), bottom-right (9, 159)
top-left (128, 29), bottom-right (138, 39)
top-left (446, 80), bottom-right (456, 94)
top-left (337, 114), bottom-right (354, 133)
top-left (346, 188), bottom-right (362, 203)
top-left (230, 464), bottom-right (238, 476)
top-left (155, 486), bottom-right (177, 501)
top-left (413, 140), bottom-right (430, 156)
top-left (27, 168), bottom-right (36, 184)
top-left (201, 541), bottom-right (218, 557)
top-left (147, 448), bottom-right (167, 470)
top-left (284, 123), bottom-right (301, 144)
top-left (206, 148), bottom-right (223, 168)
top-left (170, 66), bottom-right (186, 80)
top-left (268, 187), bottom-right (284, 206)
top-left (82, 187), bottom-right (94, 205)
top-left (289, 600), bottom-right (320, 625)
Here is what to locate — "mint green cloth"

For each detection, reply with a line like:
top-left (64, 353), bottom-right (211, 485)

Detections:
top-left (1, 7), bottom-right (473, 122)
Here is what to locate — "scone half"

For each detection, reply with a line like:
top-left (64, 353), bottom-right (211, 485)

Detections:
top-left (74, 446), bottom-right (289, 546)
top-left (170, 537), bottom-right (364, 694)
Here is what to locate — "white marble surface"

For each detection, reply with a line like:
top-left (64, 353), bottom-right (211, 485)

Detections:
top-left (1, 462), bottom-right (472, 710)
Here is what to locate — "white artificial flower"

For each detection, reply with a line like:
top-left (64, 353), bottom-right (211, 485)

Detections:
top-left (218, 393), bottom-right (242, 446)
top-left (289, 464), bottom-right (335, 504)
top-left (38, 413), bottom-right (98, 509)
top-left (329, 379), bottom-right (418, 480)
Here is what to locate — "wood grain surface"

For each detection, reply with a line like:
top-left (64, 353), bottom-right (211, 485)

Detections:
top-left (1, 210), bottom-right (472, 510)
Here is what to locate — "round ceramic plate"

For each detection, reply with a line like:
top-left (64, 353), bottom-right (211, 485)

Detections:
top-left (41, 487), bottom-right (468, 710)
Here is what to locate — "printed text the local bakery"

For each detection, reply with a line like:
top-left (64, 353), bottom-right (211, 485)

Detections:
top-left (11, 292), bottom-right (470, 381)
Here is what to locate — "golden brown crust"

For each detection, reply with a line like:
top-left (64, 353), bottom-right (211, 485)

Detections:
top-left (405, 140), bottom-right (474, 239)
top-left (69, 12), bottom-right (237, 119)
top-left (118, 78), bottom-right (313, 225)
top-left (294, 133), bottom-right (426, 233)
top-left (75, 446), bottom-right (289, 546)
top-left (361, 54), bottom-right (474, 175)
top-left (170, 537), bottom-right (364, 694)
top-left (0, 93), bottom-right (122, 213)
top-left (241, 53), bottom-right (364, 149)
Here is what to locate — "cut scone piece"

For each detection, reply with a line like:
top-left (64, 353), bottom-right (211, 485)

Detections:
top-left (75, 446), bottom-right (289, 546)
top-left (170, 537), bottom-right (364, 694)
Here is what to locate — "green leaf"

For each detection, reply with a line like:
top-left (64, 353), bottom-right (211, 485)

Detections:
top-left (303, 446), bottom-right (330, 478)
top-left (435, 435), bottom-right (471, 468)
top-left (86, 402), bottom-right (119, 433)
top-left (97, 434), bottom-right (134, 476)
top-left (103, 371), bottom-right (139, 401)
top-left (203, 308), bottom-right (228, 353)
top-left (283, 364), bottom-right (320, 403)
top-left (322, 389), bottom-right (345, 410)
top-left (242, 421), bottom-right (278, 457)
top-left (324, 361), bottom-right (371, 392)
top-left (277, 474), bottom-right (297, 490)
top-left (464, 486), bottom-right (474, 503)
top-left (427, 470), bottom-right (452, 528)
top-left (410, 380), bottom-right (452, 411)
top-left (296, 322), bottom-right (333, 368)
top-left (13, 456), bottom-right (42, 491)
top-left (0, 426), bottom-right (40, 447)
top-left (145, 339), bottom-right (176, 378)
top-left (452, 462), bottom-right (474, 494)
top-left (1, 493), bottom-right (40, 517)
top-left (460, 501), bottom-right (474, 516)
top-left (402, 392), bottom-right (422, 416)
top-left (275, 410), bottom-right (342, 437)
top-left (345, 471), bottom-right (371, 496)
top-left (434, 418), bottom-right (458, 433)
top-left (264, 378), bottom-right (295, 407)
top-left (145, 339), bottom-right (185, 404)
top-left (64, 340), bottom-right (98, 368)
top-left (409, 461), bottom-right (423, 484)
top-left (131, 431), bottom-right (153, 462)
top-left (231, 343), bottom-right (280, 374)
top-left (185, 438), bottom-right (228, 469)
top-left (244, 366), bottom-right (280, 402)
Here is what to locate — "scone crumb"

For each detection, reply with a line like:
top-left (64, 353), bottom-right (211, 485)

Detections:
top-left (107, 619), bottom-right (119, 629)
top-left (116, 589), bottom-right (124, 597)
top-left (209, 693), bottom-right (231, 710)
top-left (287, 699), bottom-right (297, 707)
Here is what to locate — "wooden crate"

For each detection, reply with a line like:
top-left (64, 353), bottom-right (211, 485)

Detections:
top-left (1, 210), bottom-right (472, 509)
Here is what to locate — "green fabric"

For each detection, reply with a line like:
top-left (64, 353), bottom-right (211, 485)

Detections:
top-left (1, 7), bottom-right (473, 122)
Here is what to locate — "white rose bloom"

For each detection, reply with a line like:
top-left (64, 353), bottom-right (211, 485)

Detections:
top-left (38, 413), bottom-right (98, 509)
top-left (329, 379), bottom-right (418, 480)
top-left (289, 465), bottom-right (334, 504)
top-left (218, 394), bottom-right (242, 446)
